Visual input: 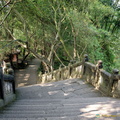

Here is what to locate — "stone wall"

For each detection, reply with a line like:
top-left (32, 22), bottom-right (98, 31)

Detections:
top-left (38, 55), bottom-right (120, 98)
top-left (0, 63), bottom-right (15, 108)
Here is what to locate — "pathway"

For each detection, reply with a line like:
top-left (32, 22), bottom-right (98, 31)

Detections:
top-left (14, 58), bottom-right (40, 88)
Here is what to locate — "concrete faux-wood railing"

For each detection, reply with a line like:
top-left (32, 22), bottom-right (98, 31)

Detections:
top-left (38, 55), bottom-right (120, 98)
top-left (0, 67), bottom-right (15, 108)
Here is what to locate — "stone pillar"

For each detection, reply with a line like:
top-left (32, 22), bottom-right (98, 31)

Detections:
top-left (64, 66), bottom-right (68, 79)
top-left (110, 69), bottom-right (120, 97)
top-left (84, 54), bottom-right (89, 62)
top-left (81, 54), bottom-right (89, 79)
top-left (45, 72), bottom-right (47, 83)
top-left (95, 60), bottom-right (103, 86)
top-left (42, 72), bottom-right (47, 84)
top-left (0, 67), bottom-right (4, 99)
top-left (38, 72), bottom-right (42, 83)
top-left (51, 70), bottom-right (53, 81)
top-left (68, 63), bottom-right (71, 78)
top-left (7, 68), bottom-right (15, 94)
top-left (58, 67), bottom-right (62, 80)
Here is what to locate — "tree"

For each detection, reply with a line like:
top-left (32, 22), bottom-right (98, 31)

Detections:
top-left (0, 0), bottom-right (120, 72)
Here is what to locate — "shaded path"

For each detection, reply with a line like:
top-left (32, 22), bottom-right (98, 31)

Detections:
top-left (15, 58), bottom-right (40, 88)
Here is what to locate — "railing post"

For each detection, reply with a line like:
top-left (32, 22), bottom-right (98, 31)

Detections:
top-left (68, 63), bottom-right (71, 78)
top-left (110, 69), bottom-right (119, 97)
top-left (59, 66), bottom-right (62, 80)
top-left (45, 71), bottom-right (47, 83)
top-left (96, 60), bottom-right (103, 69)
top-left (95, 60), bottom-right (103, 85)
top-left (83, 54), bottom-right (89, 62)
top-left (81, 54), bottom-right (89, 78)
top-left (12, 78), bottom-right (15, 94)
top-left (9, 68), bottom-right (15, 94)
top-left (51, 70), bottom-right (53, 81)
top-left (0, 67), bottom-right (4, 99)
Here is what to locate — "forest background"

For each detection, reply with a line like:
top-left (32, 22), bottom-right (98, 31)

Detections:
top-left (0, 0), bottom-right (120, 72)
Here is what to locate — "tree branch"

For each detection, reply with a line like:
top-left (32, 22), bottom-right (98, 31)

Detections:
top-left (3, 26), bottom-right (52, 70)
top-left (0, 2), bottom-right (15, 26)
top-left (0, 0), bottom-right (12, 12)
top-left (53, 50), bottom-right (65, 67)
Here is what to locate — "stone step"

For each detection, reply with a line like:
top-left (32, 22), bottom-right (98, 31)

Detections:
top-left (16, 90), bottom-right (102, 99)
top-left (16, 96), bottom-right (114, 101)
top-left (0, 113), bottom-right (118, 119)
top-left (1, 105), bottom-right (120, 114)
top-left (14, 97), bottom-right (118, 104)
top-left (0, 118), bottom-right (116, 120)
top-left (0, 111), bottom-right (84, 118)
top-left (0, 116), bottom-right (98, 120)
top-left (2, 100), bottom-right (120, 116)
top-left (6, 100), bottom-right (120, 108)
top-left (3, 104), bottom-right (120, 114)
top-left (0, 110), bottom-right (118, 119)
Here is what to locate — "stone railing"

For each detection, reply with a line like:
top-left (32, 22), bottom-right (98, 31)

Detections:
top-left (38, 55), bottom-right (120, 98)
top-left (0, 64), bottom-right (15, 108)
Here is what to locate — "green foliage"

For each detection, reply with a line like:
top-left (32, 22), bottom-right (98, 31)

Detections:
top-left (0, 0), bottom-right (120, 72)
top-left (99, 0), bottom-right (113, 6)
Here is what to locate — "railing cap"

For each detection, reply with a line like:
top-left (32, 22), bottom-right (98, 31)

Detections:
top-left (84, 54), bottom-right (89, 62)
top-left (112, 69), bottom-right (119, 75)
top-left (84, 54), bottom-right (88, 57)
top-left (97, 60), bottom-right (103, 64)
top-left (96, 60), bottom-right (103, 69)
